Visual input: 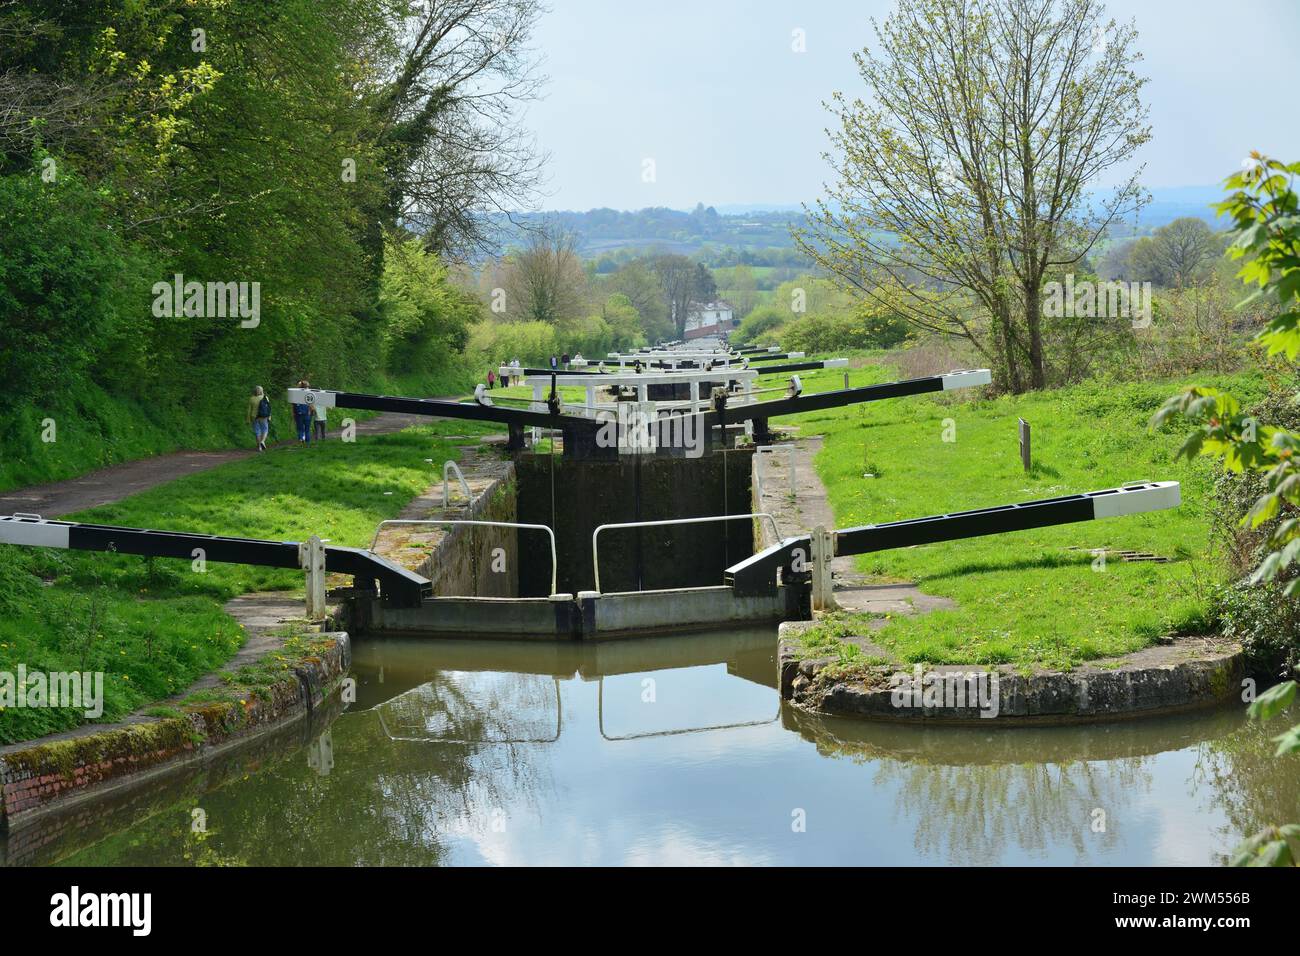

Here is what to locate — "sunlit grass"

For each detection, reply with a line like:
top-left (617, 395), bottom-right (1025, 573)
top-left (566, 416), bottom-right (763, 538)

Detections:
top-left (0, 420), bottom-right (488, 742)
top-left (753, 357), bottom-right (1266, 669)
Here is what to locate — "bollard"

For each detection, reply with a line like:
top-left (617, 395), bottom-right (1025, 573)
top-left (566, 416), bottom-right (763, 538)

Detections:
top-left (809, 525), bottom-right (837, 613)
top-left (301, 534), bottom-right (327, 621)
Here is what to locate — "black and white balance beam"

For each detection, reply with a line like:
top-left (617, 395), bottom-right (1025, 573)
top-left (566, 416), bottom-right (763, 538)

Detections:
top-left (725, 481), bottom-right (1181, 594)
top-left (0, 515), bottom-right (431, 607)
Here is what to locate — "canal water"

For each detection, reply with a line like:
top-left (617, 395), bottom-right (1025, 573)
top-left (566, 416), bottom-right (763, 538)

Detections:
top-left (17, 628), bottom-right (1294, 866)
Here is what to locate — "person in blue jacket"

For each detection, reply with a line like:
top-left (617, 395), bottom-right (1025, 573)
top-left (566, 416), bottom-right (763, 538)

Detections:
top-left (293, 380), bottom-right (313, 445)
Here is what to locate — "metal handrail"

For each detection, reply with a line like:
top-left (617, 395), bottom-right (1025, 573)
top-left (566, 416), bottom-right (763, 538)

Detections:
top-left (591, 512), bottom-right (781, 593)
top-left (442, 461), bottom-right (472, 508)
top-left (370, 519), bottom-right (559, 596)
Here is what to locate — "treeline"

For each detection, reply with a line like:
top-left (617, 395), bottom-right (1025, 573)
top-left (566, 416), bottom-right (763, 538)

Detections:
top-left (498, 206), bottom-right (809, 259)
top-left (0, 0), bottom-right (547, 488)
top-left (730, 276), bottom-right (910, 353)
top-left (466, 227), bottom-right (722, 365)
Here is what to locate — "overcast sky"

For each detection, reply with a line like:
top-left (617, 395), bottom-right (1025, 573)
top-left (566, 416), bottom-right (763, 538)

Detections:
top-left (522, 0), bottom-right (1300, 211)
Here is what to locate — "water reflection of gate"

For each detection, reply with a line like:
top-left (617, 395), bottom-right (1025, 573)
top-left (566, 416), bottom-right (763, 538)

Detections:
top-left (357, 629), bottom-right (782, 745)
top-left (374, 671), bottom-right (563, 744)
top-left (595, 666), bottom-right (779, 741)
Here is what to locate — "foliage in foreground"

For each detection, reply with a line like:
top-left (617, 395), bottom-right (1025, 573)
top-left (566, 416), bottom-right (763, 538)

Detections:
top-left (1151, 154), bottom-right (1300, 866)
top-left (0, 422), bottom-right (490, 744)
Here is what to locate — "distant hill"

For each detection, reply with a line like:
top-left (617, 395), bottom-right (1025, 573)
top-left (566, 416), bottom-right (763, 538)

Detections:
top-left (486, 185), bottom-right (1226, 262)
top-left (488, 205), bottom-right (806, 261)
top-left (1126, 185), bottom-right (1225, 231)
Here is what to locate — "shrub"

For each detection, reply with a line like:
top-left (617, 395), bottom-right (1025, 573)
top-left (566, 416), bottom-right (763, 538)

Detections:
top-left (779, 309), bottom-right (910, 353)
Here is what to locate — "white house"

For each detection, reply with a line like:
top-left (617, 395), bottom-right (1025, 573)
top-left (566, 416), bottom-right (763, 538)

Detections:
top-left (683, 300), bottom-right (737, 340)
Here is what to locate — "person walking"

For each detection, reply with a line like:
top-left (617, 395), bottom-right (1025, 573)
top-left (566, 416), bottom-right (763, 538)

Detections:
top-left (247, 386), bottom-right (271, 452)
top-left (312, 394), bottom-right (327, 442)
top-left (549, 354), bottom-right (558, 371)
top-left (487, 368), bottom-right (497, 390)
top-left (561, 352), bottom-right (570, 370)
top-left (293, 380), bottom-right (313, 445)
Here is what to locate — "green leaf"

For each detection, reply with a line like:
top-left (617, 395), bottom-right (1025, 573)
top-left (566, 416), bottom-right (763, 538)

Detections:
top-left (1254, 840), bottom-right (1296, 867)
top-left (1248, 680), bottom-right (1296, 721)
top-left (1272, 724), bottom-right (1300, 757)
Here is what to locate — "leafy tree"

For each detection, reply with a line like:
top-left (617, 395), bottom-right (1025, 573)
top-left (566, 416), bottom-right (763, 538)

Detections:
top-left (732, 304), bottom-right (788, 345)
top-left (0, 168), bottom-right (141, 404)
top-left (605, 260), bottom-right (670, 340)
top-left (1152, 155), bottom-right (1300, 866)
top-left (379, 234), bottom-right (481, 372)
top-left (797, 0), bottom-right (1150, 392)
top-left (1127, 217), bottom-right (1224, 287)
top-left (692, 261), bottom-right (717, 302)
top-left (649, 253), bottom-right (700, 338)
top-left (600, 293), bottom-right (646, 349)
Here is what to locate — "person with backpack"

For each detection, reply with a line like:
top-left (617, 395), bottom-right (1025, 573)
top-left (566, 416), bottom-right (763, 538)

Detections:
top-left (247, 385), bottom-right (271, 452)
top-left (293, 380), bottom-right (313, 445)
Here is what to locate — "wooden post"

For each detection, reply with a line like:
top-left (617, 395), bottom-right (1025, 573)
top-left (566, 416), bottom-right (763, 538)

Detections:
top-left (1018, 418), bottom-right (1031, 473)
top-left (302, 534), bottom-right (327, 621)
top-left (809, 525), bottom-right (837, 613)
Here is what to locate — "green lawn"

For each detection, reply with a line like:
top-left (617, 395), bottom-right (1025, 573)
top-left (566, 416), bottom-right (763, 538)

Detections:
top-left (0, 365), bottom-right (479, 495)
top-left (0, 419), bottom-right (495, 743)
top-left (752, 359), bottom-right (1267, 670)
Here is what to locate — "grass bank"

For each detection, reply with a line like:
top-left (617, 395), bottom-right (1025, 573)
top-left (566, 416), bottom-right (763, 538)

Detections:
top-left (0, 363), bottom-right (479, 494)
top-left (0, 418), bottom-right (495, 744)
top-left (752, 358), bottom-right (1267, 670)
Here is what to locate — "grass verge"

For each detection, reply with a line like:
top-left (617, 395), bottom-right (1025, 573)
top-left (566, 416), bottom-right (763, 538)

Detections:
top-left (752, 358), bottom-right (1267, 670)
top-left (0, 419), bottom-right (493, 743)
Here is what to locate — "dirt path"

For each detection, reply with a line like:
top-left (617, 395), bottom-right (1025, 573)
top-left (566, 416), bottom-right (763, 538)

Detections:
top-left (0, 411), bottom-right (433, 518)
top-left (756, 432), bottom-right (955, 618)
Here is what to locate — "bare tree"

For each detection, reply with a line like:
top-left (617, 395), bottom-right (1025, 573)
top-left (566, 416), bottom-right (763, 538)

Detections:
top-left (502, 224), bottom-right (586, 325)
top-left (371, 0), bottom-right (550, 262)
top-left (797, 0), bottom-right (1150, 392)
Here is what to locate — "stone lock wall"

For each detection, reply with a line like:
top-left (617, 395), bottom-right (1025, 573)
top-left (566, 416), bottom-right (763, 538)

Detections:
top-left (418, 474), bottom-right (519, 598)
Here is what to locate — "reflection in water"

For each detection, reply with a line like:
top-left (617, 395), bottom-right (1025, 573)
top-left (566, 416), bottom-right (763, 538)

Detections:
top-left (879, 759), bottom-right (1143, 863)
top-left (4, 628), bottom-right (1290, 866)
top-left (377, 672), bottom-right (563, 743)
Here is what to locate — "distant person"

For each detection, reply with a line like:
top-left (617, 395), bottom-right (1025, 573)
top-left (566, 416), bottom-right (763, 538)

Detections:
top-left (293, 380), bottom-right (313, 445)
top-left (550, 354), bottom-right (558, 371)
top-left (573, 352), bottom-right (584, 366)
top-left (312, 394), bottom-right (327, 442)
top-left (248, 385), bottom-right (271, 452)
top-left (561, 352), bottom-right (570, 369)
top-left (487, 368), bottom-right (497, 390)
top-left (510, 358), bottom-right (522, 385)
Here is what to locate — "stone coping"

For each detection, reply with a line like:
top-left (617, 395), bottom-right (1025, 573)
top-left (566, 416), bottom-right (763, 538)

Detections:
top-left (0, 632), bottom-right (350, 833)
top-left (778, 621), bottom-right (1245, 725)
